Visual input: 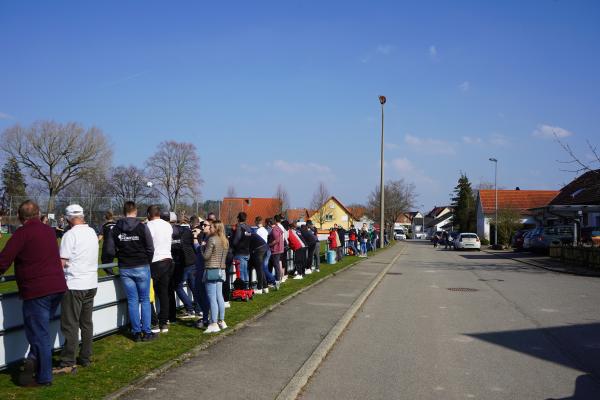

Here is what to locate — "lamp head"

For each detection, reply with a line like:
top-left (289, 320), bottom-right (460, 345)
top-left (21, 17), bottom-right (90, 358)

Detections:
top-left (378, 95), bottom-right (386, 105)
top-left (489, 158), bottom-right (497, 162)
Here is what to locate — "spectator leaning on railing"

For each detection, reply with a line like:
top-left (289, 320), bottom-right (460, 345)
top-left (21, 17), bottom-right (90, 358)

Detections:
top-left (53, 204), bottom-right (99, 375)
top-left (0, 200), bottom-right (67, 387)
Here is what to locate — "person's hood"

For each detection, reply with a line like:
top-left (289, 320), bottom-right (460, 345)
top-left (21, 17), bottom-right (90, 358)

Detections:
top-left (116, 217), bottom-right (142, 232)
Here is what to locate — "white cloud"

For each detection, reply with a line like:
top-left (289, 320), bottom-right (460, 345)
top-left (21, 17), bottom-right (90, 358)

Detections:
top-left (376, 44), bottom-right (394, 55)
top-left (532, 124), bottom-right (573, 139)
top-left (0, 112), bottom-right (13, 120)
top-left (404, 134), bottom-right (455, 155)
top-left (429, 45), bottom-right (437, 59)
top-left (490, 133), bottom-right (509, 146)
top-left (391, 157), bottom-right (435, 184)
top-left (272, 160), bottom-right (332, 174)
top-left (385, 142), bottom-right (400, 150)
top-left (462, 136), bottom-right (483, 144)
top-left (459, 81), bottom-right (470, 92)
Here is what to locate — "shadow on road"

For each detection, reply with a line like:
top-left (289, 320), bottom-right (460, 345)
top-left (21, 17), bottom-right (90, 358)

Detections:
top-left (467, 323), bottom-right (600, 399)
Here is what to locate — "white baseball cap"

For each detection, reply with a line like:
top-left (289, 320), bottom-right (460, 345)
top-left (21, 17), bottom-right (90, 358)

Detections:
top-left (65, 204), bottom-right (84, 217)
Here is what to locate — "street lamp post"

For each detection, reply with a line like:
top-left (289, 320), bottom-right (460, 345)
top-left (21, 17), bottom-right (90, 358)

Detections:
top-left (379, 95), bottom-right (386, 249)
top-left (489, 158), bottom-right (498, 247)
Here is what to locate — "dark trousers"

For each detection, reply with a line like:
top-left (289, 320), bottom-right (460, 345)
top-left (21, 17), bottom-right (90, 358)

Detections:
top-left (60, 288), bottom-right (97, 366)
top-left (22, 292), bottom-right (63, 384)
top-left (313, 243), bottom-right (321, 269)
top-left (270, 253), bottom-right (282, 281)
top-left (151, 259), bottom-right (173, 325)
top-left (249, 247), bottom-right (267, 290)
top-left (294, 248), bottom-right (306, 276)
top-left (194, 264), bottom-right (210, 323)
top-left (336, 246), bottom-right (343, 261)
top-left (306, 243), bottom-right (317, 270)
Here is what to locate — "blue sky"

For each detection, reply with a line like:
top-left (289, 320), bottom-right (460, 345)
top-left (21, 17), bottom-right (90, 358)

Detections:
top-left (1, 1), bottom-right (599, 211)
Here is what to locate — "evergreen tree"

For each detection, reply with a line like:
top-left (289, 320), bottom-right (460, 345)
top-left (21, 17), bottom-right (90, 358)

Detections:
top-left (1, 157), bottom-right (27, 211)
top-left (451, 173), bottom-right (476, 232)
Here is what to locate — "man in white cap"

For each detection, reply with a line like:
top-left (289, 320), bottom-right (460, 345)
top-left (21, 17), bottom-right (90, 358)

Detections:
top-left (53, 204), bottom-right (99, 374)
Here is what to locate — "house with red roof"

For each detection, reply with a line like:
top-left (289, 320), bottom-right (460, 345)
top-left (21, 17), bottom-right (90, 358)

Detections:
top-left (220, 197), bottom-right (281, 226)
top-left (476, 189), bottom-right (559, 240)
top-left (528, 170), bottom-right (600, 236)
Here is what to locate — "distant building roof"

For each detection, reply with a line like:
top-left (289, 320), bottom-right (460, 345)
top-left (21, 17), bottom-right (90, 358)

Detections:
top-left (549, 170), bottom-right (600, 206)
top-left (221, 197), bottom-right (281, 226)
top-left (478, 189), bottom-right (559, 215)
top-left (426, 206), bottom-right (452, 218)
top-left (286, 208), bottom-right (309, 222)
top-left (348, 206), bottom-right (367, 219)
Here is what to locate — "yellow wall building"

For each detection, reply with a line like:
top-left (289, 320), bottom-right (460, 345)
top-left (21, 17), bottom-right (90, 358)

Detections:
top-left (308, 196), bottom-right (357, 230)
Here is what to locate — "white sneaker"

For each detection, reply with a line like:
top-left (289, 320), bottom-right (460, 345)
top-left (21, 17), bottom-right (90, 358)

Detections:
top-left (255, 289), bottom-right (263, 294)
top-left (282, 276), bottom-right (288, 283)
top-left (224, 301), bottom-right (231, 309)
top-left (204, 323), bottom-right (221, 334)
top-left (263, 288), bottom-right (269, 294)
top-left (305, 269), bottom-right (312, 275)
top-left (293, 275), bottom-right (303, 280)
top-left (218, 320), bottom-right (228, 330)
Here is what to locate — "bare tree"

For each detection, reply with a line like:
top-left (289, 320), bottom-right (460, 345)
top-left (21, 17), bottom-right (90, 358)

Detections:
top-left (145, 141), bottom-right (202, 212)
top-left (310, 182), bottom-right (330, 228)
top-left (367, 179), bottom-right (417, 231)
top-left (109, 165), bottom-right (151, 208)
top-left (274, 184), bottom-right (290, 214)
top-left (61, 170), bottom-right (112, 225)
top-left (555, 134), bottom-right (600, 174)
top-left (226, 186), bottom-right (237, 198)
top-left (1, 120), bottom-right (112, 212)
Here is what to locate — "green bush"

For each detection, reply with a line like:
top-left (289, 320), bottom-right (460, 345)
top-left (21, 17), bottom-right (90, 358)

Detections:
top-left (480, 238), bottom-right (490, 245)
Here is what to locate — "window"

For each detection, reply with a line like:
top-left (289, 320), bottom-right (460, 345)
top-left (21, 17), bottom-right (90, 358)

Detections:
top-left (325, 214), bottom-right (333, 221)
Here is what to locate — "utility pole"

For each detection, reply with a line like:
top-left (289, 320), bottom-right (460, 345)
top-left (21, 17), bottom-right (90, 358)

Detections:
top-left (379, 95), bottom-right (386, 249)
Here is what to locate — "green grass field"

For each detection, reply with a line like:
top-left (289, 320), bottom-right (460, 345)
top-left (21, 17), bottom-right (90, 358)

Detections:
top-left (0, 243), bottom-right (395, 399)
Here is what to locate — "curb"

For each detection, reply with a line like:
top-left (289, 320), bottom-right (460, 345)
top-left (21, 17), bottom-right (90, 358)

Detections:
top-left (105, 245), bottom-right (396, 400)
top-left (275, 246), bottom-right (405, 400)
top-left (482, 250), bottom-right (600, 277)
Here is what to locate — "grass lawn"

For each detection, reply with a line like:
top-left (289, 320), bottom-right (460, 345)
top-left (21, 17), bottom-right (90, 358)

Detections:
top-left (0, 243), bottom-right (394, 399)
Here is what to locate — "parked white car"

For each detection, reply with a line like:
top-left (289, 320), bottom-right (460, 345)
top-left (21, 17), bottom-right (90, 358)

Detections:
top-left (394, 229), bottom-right (406, 240)
top-left (453, 233), bottom-right (481, 250)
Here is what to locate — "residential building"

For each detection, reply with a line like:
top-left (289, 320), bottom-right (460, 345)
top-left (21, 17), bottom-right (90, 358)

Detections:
top-left (220, 197), bottom-right (281, 226)
top-left (475, 189), bottom-right (559, 240)
top-left (424, 206), bottom-right (453, 237)
top-left (308, 196), bottom-right (357, 229)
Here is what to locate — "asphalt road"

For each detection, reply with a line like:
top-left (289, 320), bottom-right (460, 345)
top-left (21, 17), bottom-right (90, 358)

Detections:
top-left (300, 240), bottom-right (600, 400)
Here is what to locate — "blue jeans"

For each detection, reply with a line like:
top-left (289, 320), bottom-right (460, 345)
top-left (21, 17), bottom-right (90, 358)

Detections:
top-left (119, 265), bottom-right (151, 334)
top-left (205, 281), bottom-right (225, 323)
top-left (361, 241), bottom-right (368, 254)
top-left (263, 249), bottom-right (276, 285)
top-left (194, 264), bottom-right (210, 323)
top-left (348, 240), bottom-right (359, 255)
top-left (175, 265), bottom-right (195, 312)
top-left (22, 292), bottom-right (63, 384)
top-left (235, 255), bottom-right (250, 282)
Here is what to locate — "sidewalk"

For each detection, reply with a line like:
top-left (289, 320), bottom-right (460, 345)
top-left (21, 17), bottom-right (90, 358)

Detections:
top-left (483, 248), bottom-right (600, 277)
top-left (118, 245), bottom-right (403, 400)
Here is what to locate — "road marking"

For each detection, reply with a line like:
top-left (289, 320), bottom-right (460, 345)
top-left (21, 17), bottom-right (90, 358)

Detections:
top-left (275, 247), bottom-right (405, 400)
top-left (540, 308), bottom-right (559, 313)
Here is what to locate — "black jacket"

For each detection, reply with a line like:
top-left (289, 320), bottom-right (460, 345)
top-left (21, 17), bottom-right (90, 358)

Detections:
top-left (101, 221), bottom-right (116, 264)
top-left (179, 225), bottom-right (196, 266)
top-left (104, 217), bottom-right (154, 268)
top-left (232, 222), bottom-right (251, 256)
top-left (337, 228), bottom-right (346, 245)
top-left (300, 226), bottom-right (317, 246)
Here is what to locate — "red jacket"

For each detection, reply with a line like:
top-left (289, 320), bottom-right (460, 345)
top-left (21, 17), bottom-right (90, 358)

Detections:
top-left (0, 219), bottom-right (67, 300)
top-left (328, 231), bottom-right (338, 250)
top-left (288, 229), bottom-right (305, 251)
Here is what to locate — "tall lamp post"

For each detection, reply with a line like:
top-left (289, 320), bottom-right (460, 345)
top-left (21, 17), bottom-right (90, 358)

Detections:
top-left (379, 95), bottom-right (386, 249)
top-left (489, 158), bottom-right (498, 247)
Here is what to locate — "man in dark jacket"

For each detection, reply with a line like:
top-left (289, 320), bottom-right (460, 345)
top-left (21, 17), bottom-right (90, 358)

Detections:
top-left (231, 212), bottom-right (252, 289)
top-left (0, 200), bottom-right (67, 387)
top-left (249, 231), bottom-right (268, 293)
top-left (104, 201), bottom-right (156, 342)
top-left (336, 225), bottom-right (346, 259)
top-left (99, 211), bottom-right (117, 275)
top-left (300, 224), bottom-right (318, 273)
top-left (171, 214), bottom-right (197, 318)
